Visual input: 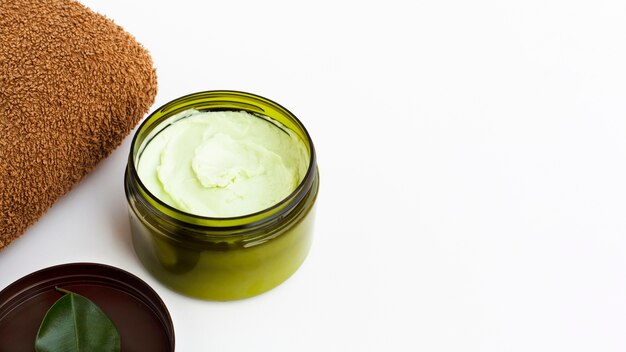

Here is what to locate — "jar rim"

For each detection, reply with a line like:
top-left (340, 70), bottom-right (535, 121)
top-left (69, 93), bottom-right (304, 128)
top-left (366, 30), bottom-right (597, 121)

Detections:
top-left (127, 90), bottom-right (317, 229)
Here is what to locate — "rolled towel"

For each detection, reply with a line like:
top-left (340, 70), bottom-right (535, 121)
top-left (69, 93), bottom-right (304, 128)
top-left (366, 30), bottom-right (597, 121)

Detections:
top-left (0, 0), bottom-right (158, 249)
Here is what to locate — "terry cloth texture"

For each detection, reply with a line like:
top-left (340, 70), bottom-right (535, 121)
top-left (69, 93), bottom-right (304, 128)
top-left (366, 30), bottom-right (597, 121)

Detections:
top-left (0, 0), bottom-right (158, 249)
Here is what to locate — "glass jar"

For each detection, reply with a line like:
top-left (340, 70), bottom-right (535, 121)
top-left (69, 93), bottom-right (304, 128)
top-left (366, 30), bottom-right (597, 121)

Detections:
top-left (124, 91), bottom-right (319, 300)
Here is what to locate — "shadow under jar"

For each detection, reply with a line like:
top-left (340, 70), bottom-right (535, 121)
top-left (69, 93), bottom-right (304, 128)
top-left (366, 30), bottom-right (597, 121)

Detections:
top-left (124, 91), bottom-right (319, 300)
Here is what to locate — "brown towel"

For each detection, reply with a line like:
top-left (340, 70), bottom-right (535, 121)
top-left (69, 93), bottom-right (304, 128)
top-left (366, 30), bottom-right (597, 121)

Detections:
top-left (0, 0), bottom-right (158, 249)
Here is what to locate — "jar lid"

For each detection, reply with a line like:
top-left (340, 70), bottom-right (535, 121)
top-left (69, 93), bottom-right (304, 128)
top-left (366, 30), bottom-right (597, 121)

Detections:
top-left (0, 262), bottom-right (175, 351)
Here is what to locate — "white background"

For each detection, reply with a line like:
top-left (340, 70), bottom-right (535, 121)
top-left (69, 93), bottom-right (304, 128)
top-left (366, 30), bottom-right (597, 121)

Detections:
top-left (1, 0), bottom-right (626, 350)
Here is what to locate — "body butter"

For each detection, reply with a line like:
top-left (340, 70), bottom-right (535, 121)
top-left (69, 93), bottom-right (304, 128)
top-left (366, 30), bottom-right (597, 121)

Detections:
top-left (125, 91), bottom-right (319, 300)
top-left (136, 109), bottom-right (309, 218)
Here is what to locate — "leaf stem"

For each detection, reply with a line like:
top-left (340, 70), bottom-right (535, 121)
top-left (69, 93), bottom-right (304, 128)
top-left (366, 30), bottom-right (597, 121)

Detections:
top-left (55, 286), bottom-right (73, 295)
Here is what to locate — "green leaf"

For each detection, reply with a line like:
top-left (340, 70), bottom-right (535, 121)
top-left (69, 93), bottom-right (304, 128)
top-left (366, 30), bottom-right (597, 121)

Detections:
top-left (35, 287), bottom-right (121, 352)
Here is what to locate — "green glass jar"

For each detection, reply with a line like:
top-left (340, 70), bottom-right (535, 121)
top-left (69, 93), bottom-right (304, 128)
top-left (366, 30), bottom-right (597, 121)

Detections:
top-left (124, 91), bottom-right (319, 300)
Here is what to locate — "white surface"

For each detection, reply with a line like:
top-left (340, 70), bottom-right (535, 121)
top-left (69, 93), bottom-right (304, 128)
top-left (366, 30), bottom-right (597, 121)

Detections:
top-left (2, 0), bottom-right (626, 350)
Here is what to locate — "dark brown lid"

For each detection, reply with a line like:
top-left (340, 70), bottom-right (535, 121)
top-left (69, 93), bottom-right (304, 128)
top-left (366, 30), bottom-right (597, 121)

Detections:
top-left (0, 262), bottom-right (175, 351)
